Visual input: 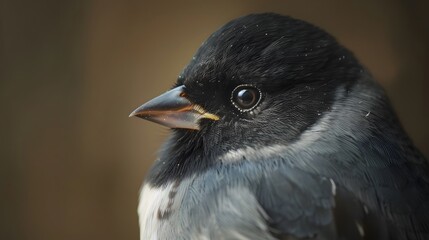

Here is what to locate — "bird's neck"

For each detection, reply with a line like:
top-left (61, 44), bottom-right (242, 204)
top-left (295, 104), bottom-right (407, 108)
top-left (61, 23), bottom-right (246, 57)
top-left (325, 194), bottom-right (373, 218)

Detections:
top-left (146, 130), bottom-right (214, 187)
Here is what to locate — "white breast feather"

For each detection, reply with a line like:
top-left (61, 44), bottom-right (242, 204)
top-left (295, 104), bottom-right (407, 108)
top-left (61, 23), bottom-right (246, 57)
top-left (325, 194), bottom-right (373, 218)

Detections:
top-left (138, 184), bottom-right (169, 240)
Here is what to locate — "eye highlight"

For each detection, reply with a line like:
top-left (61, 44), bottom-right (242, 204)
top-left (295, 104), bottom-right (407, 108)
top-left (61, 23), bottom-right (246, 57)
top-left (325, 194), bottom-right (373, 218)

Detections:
top-left (231, 85), bottom-right (262, 112)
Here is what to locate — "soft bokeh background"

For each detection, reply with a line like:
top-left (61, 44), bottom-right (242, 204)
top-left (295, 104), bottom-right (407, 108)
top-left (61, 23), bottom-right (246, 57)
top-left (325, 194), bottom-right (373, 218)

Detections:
top-left (2, 1), bottom-right (428, 239)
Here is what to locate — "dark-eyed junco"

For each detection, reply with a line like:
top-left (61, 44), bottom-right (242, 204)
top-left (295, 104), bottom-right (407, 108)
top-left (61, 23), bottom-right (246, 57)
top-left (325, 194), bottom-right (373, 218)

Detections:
top-left (130, 13), bottom-right (429, 240)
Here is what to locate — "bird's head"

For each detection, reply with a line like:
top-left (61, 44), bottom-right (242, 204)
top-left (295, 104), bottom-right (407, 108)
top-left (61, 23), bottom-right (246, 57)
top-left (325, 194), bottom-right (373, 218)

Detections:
top-left (130, 13), bottom-right (363, 167)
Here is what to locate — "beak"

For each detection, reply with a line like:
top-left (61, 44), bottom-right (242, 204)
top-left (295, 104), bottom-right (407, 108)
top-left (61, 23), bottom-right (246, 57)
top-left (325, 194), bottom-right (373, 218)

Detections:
top-left (129, 85), bottom-right (219, 130)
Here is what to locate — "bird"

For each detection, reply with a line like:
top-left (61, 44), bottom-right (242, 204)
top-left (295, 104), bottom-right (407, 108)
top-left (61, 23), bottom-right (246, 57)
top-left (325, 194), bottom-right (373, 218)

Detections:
top-left (129, 13), bottom-right (429, 240)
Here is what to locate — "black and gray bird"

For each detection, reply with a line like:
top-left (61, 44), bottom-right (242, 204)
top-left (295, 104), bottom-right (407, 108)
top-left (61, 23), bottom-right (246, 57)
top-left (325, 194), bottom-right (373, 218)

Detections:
top-left (130, 13), bottom-right (429, 240)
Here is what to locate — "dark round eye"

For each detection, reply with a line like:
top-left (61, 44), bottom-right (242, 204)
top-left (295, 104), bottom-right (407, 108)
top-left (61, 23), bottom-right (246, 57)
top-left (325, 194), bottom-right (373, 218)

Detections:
top-left (231, 85), bottom-right (262, 111)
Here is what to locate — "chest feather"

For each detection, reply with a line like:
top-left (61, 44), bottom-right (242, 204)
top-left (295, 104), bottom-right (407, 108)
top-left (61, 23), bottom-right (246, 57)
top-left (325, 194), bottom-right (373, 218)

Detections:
top-left (138, 180), bottom-right (183, 239)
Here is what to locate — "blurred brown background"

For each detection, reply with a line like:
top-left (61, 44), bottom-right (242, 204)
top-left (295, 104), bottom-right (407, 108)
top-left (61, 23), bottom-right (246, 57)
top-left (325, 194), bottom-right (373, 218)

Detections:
top-left (1, 0), bottom-right (428, 239)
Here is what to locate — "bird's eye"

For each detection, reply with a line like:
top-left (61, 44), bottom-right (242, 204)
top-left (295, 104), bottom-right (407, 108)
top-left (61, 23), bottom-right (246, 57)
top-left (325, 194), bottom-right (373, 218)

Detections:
top-left (231, 85), bottom-right (262, 112)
